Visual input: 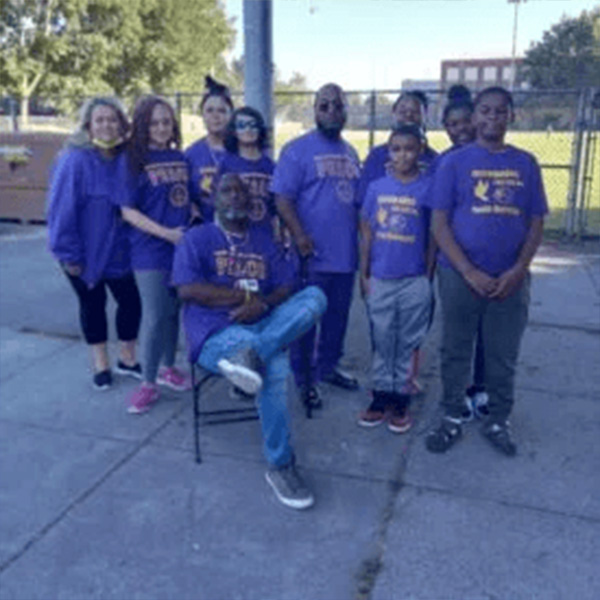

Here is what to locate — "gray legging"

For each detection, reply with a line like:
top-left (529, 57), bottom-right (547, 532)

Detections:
top-left (135, 270), bottom-right (180, 383)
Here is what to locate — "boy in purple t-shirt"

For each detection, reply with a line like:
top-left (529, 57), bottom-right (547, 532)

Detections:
top-left (358, 125), bottom-right (435, 434)
top-left (272, 83), bottom-right (361, 407)
top-left (172, 174), bottom-right (326, 510)
top-left (426, 87), bottom-right (548, 456)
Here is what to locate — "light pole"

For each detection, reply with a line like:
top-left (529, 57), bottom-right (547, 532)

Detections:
top-left (507, 0), bottom-right (527, 91)
top-left (243, 0), bottom-right (273, 146)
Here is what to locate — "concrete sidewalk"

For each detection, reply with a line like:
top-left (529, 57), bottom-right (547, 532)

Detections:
top-left (0, 226), bottom-right (598, 600)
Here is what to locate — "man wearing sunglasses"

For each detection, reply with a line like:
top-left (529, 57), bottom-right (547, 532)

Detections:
top-left (273, 83), bottom-right (361, 408)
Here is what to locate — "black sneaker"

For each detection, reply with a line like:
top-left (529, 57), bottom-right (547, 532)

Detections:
top-left (217, 348), bottom-right (263, 396)
top-left (115, 361), bottom-right (143, 380)
top-left (93, 370), bottom-right (113, 391)
top-left (300, 385), bottom-right (322, 409)
top-left (265, 463), bottom-right (314, 510)
top-left (425, 417), bottom-right (463, 453)
top-left (321, 367), bottom-right (359, 390)
top-left (481, 420), bottom-right (517, 456)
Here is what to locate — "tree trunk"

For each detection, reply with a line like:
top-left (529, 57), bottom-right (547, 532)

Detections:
top-left (20, 96), bottom-right (29, 129)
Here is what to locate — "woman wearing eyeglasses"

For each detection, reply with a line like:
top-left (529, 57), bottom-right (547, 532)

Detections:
top-left (218, 106), bottom-right (277, 236)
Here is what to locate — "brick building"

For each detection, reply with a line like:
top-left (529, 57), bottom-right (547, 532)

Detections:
top-left (440, 58), bottom-right (525, 92)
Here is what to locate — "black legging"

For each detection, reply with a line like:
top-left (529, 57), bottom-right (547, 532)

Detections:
top-left (65, 271), bottom-right (142, 345)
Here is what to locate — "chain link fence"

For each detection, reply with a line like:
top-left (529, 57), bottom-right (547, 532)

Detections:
top-left (1, 88), bottom-right (598, 237)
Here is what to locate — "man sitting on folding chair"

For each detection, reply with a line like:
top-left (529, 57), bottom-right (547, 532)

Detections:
top-left (172, 173), bottom-right (327, 510)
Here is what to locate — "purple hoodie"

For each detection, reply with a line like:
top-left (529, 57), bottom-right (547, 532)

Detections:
top-left (47, 147), bottom-right (130, 287)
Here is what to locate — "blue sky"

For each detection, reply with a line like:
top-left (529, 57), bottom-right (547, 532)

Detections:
top-left (224, 0), bottom-right (598, 89)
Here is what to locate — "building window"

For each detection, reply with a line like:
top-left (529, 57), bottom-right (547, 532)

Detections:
top-left (465, 67), bottom-right (479, 82)
top-left (446, 67), bottom-right (460, 82)
top-left (483, 66), bottom-right (497, 82)
top-left (502, 65), bottom-right (514, 82)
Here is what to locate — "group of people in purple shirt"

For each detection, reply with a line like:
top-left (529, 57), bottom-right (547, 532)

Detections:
top-left (47, 77), bottom-right (547, 510)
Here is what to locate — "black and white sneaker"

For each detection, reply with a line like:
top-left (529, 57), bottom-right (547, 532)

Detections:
top-left (115, 361), bottom-right (143, 380)
top-left (321, 367), bottom-right (359, 390)
top-left (426, 416), bottom-right (463, 453)
top-left (93, 370), bottom-right (113, 391)
top-left (217, 348), bottom-right (263, 396)
top-left (300, 385), bottom-right (322, 409)
top-left (265, 463), bottom-right (314, 510)
top-left (481, 420), bottom-right (517, 456)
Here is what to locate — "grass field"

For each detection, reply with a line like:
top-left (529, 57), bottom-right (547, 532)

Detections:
top-left (271, 127), bottom-right (600, 236)
top-left (10, 113), bottom-right (598, 235)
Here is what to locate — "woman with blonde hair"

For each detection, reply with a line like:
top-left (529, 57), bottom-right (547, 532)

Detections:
top-left (47, 96), bottom-right (142, 390)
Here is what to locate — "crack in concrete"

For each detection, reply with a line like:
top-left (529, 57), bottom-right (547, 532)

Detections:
top-left (17, 326), bottom-right (81, 341)
top-left (528, 320), bottom-right (600, 335)
top-left (402, 481), bottom-right (600, 525)
top-left (0, 403), bottom-right (187, 575)
top-left (353, 393), bottom-right (429, 600)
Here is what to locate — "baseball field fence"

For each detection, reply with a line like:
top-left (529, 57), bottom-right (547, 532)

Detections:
top-left (1, 87), bottom-right (598, 238)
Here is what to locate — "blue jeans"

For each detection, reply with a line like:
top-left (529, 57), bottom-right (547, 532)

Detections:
top-left (197, 286), bottom-right (327, 467)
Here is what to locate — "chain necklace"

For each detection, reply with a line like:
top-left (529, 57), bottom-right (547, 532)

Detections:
top-left (215, 218), bottom-right (249, 270)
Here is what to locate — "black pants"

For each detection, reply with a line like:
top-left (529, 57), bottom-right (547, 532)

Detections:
top-left (65, 272), bottom-right (142, 345)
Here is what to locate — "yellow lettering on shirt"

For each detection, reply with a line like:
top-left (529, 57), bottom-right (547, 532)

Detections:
top-left (471, 205), bottom-right (522, 216)
top-left (314, 155), bottom-right (359, 179)
top-left (214, 250), bottom-right (267, 279)
top-left (145, 162), bottom-right (189, 187)
top-left (378, 195), bottom-right (416, 207)
top-left (376, 231), bottom-right (416, 244)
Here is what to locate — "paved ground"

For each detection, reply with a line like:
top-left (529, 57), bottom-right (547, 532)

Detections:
top-left (0, 224), bottom-right (599, 600)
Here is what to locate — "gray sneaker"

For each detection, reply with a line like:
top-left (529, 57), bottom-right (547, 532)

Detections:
top-left (217, 348), bottom-right (263, 396)
top-left (265, 464), bottom-right (314, 510)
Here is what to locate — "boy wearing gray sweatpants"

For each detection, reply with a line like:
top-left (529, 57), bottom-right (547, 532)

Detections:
top-left (358, 125), bottom-right (435, 434)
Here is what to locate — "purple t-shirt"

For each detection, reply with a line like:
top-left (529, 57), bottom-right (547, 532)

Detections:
top-left (432, 143), bottom-right (549, 276)
top-left (117, 149), bottom-right (191, 271)
top-left (358, 141), bottom-right (438, 206)
top-left (362, 174), bottom-right (432, 279)
top-left (218, 153), bottom-right (276, 230)
top-left (47, 147), bottom-right (131, 287)
top-left (184, 138), bottom-right (226, 222)
top-left (270, 129), bottom-right (360, 273)
top-left (172, 223), bottom-right (295, 362)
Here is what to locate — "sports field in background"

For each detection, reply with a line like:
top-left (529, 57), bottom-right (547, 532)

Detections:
top-left (180, 117), bottom-right (599, 235)
top-left (4, 114), bottom-right (598, 235)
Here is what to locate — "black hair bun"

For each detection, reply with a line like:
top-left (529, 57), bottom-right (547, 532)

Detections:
top-left (409, 90), bottom-right (428, 110)
top-left (447, 85), bottom-right (472, 103)
top-left (205, 75), bottom-right (230, 96)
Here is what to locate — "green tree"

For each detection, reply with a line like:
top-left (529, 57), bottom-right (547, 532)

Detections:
top-left (523, 8), bottom-right (600, 89)
top-left (0, 0), bottom-right (234, 122)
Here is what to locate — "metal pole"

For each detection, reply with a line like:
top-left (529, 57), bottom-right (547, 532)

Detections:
top-left (243, 0), bottom-right (273, 148)
top-left (507, 0), bottom-right (525, 91)
top-left (368, 90), bottom-right (376, 151)
top-left (565, 90), bottom-right (586, 237)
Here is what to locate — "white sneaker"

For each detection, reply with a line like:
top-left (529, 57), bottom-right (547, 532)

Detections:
top-left (217, 349), bottom-right (263, 396)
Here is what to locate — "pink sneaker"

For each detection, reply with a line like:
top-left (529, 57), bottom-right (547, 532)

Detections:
top-left (127, 383), bottom-right (159, 414)
top-left (156, 366), bottom-right (191, 392)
